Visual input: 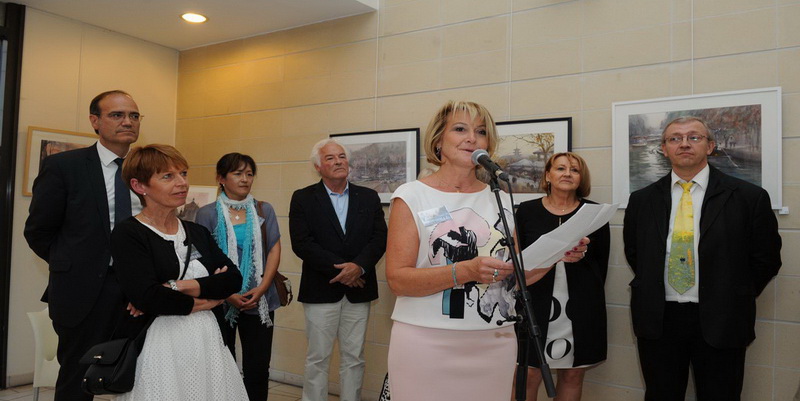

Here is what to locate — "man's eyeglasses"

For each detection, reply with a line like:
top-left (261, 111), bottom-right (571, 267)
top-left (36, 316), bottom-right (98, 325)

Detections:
top-left (95, 112), bottom-right (143, 122)
top-left (664, 134), bottom-right (707, 144)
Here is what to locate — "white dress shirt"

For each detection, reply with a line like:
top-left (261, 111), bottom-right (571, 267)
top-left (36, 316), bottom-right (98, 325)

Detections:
top-left (96, 142), bottom-right (143, 231)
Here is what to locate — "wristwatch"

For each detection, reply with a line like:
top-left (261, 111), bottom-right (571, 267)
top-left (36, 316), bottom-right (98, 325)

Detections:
top-left (168, 280), bottom-right (178, 291)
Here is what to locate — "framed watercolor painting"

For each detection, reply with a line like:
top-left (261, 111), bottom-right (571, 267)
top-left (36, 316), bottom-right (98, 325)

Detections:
top-left (612, 87), bottom-right (782, 209)
top-left (494, 118), bottom-right (572, 205)
top-left (331, 128), bottom-right (420, 204)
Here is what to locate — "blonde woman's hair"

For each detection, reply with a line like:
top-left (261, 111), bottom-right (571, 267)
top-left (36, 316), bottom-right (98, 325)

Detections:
top-left (423, 100), bottom-right (499, 167)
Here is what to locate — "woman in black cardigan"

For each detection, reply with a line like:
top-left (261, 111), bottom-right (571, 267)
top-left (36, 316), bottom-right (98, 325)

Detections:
top-left (111, 144), bottom-right (248, 400)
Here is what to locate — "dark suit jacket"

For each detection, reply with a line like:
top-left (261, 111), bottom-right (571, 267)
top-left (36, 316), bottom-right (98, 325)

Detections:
top-left (24, 143), bottom-right (120, 328)
top-left (289, 180), bottom-right (387, 303)
top-left (623, 166), bottom-right (781, 348)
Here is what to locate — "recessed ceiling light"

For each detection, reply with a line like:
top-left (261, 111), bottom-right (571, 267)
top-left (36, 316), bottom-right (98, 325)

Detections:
top-left (181, 13), bottom-right (207, 23)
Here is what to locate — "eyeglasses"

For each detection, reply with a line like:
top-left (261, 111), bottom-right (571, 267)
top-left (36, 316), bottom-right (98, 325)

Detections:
top-left (95, 112), bottom-right (143, 122)
top-left (664, 134), bottom-right (707, 144)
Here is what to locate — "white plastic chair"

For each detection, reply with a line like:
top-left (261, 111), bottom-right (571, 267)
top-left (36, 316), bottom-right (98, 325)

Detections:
top-left (27, 307), bottom-right (59, 401)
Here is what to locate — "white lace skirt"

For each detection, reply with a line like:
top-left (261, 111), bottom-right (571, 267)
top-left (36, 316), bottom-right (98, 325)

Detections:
top-left (115, 310), bottom-right (248, 401)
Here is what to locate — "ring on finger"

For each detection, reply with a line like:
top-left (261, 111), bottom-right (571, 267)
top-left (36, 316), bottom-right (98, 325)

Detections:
top-left (493, 268), bottom-right (499, 278)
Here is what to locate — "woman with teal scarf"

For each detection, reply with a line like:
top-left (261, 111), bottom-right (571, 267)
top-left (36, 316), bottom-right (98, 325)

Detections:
top-left (197, 153), bottom-right (282, 401)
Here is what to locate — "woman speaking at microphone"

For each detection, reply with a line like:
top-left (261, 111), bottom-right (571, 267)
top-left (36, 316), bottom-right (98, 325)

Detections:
top-left (385, 100), bottom-right (588, 401)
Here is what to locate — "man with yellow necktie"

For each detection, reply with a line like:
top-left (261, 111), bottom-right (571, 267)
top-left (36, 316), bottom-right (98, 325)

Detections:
top-left (623, 116), bottom-right (781, 401)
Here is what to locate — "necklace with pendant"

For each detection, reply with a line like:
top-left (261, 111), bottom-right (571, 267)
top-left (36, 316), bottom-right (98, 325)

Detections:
top-left (545, 196), bottom-right (576, 213)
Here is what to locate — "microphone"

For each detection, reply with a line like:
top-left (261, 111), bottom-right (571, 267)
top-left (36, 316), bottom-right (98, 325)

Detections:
top-left (471, 149), bottom-right (508, 180)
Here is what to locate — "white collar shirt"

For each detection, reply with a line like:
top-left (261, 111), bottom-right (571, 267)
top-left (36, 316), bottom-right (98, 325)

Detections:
top-left (96, 142), bottom-right (143, 231)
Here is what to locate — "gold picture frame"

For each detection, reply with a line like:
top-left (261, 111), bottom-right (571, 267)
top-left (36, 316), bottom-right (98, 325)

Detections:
top-left (23, 126), bottom-right (97, 196)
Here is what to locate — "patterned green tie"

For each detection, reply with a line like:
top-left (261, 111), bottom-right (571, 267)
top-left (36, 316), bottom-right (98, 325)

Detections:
top-left (668, 181), bottom-right (695, 294)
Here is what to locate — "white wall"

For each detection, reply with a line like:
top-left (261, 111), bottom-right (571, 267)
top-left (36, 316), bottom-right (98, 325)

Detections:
top-left (6, 8), bottom-right (178, 385)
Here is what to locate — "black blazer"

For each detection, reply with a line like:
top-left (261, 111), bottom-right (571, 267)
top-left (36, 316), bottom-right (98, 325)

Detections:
top-left (289, 181), bottom-right (387, 303)
top-left (623, 166), bottom-right (781, 348)
top-left (24, 144), bottom-right (119, 328)
top-left (110, 218), bottom-right (242, 320)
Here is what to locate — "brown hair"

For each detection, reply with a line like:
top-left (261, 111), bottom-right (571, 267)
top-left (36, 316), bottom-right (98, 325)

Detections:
top-left (423, 100), bottom-right (499, 167)
top-left (541, 152), bottom-right (592, 198)
top-left (122, 144), bottom-right (188, 206)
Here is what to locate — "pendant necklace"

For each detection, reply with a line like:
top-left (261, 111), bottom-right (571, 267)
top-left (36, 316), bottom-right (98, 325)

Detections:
top-left (230, 207), bottom-right (242, 221)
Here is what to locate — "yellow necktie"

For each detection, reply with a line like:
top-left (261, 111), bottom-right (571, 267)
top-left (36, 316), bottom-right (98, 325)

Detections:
top-left (668, 181), bottom-right (695, 294)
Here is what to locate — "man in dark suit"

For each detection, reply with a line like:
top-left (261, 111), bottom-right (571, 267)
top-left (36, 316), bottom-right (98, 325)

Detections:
top-left (25, 90), bottom-right (143, 400)
top-left (623, 116), bottom-right (781, 401)
top-left (289, 138), bottom-right (387, 401)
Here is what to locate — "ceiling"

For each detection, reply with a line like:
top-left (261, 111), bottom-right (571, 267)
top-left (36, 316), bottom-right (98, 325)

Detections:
top-left (13, 0), bottom-right (378, 50)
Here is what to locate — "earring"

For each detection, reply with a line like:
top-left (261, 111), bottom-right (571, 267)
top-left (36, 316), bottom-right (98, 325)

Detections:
top-left (143, 193), bottom-right (147, 196)
top-left (435, 147), bottom-right (441, 159)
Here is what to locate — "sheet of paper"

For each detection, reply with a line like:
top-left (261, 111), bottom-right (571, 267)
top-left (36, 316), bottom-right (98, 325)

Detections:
top-left (521, 203), bottom-right (618, 270)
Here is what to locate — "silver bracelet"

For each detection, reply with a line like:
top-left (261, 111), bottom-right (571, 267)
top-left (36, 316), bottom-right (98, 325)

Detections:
top-left (451, 262), bottom-right (458, 287)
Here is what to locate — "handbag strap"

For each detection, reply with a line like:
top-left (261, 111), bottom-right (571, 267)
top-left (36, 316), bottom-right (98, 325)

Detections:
top-left (178, 219), bottom-right (192, 280)
top-left (112, 219), bottom-right (192, 340)
top-left (134, 220), bottom-right (191, 340)
top-left (255, 200), bottom-right (268, 248)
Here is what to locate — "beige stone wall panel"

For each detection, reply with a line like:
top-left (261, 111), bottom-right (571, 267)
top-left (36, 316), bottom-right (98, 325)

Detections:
top-left (583, 26), bottom-right (671, 72)
top-left (511, 39), bottom-right (582, 81)
top-left (582, 0), bottom-right (670, 36)
top-left (380, 0), bottom-right (443, 36)
top-left (581, 66), bottom-right (672, 110)
top-left (694, 0), bottom-right (775, 18)
top-left (442, 16), bottom-right (508, 57)
top-left (440, 0), bottom-right (509, 24)
top-left (693, 9), bottom-right (776, 58)
top-left (512, 2), bottom-right (583, 47)
top-left (511, 76), bottom-right (581, 116)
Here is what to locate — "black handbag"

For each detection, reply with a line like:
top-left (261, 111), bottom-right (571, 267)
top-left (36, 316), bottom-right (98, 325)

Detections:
top-left (79, 316), bottom-right (154, 395)
top-left (80, 220), bottom-right (192, 395)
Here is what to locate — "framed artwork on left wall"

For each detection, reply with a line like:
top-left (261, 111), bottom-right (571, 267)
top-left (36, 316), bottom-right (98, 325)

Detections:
top-left (23, 126), bottom-right (97, 196)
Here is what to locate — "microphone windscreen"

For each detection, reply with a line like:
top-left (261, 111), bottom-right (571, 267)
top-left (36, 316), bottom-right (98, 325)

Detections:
top-left (471, 149), bottom-right (489, 166)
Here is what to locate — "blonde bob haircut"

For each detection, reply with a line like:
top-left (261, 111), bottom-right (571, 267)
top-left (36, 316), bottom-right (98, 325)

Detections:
top-left (423, 100), bottom-right (499, 167)
top-left (122, 144), bottom-right (189, 206)
top-left (541, 152), bottom-right (592, 198)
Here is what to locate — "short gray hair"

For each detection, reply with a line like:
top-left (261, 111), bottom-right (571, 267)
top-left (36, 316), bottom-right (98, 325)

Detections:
top-left (310, 138), bottom-right (350, 167)
top-left (661, 116), bottom-right (715, 142)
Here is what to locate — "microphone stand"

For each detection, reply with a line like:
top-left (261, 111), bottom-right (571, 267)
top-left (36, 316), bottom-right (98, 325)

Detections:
top-left (488, 174), bottom-right (556, 399)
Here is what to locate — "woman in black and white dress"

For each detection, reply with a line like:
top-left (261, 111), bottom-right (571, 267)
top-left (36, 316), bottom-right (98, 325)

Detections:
top-left (515, 152), bottom-right (610, 401)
